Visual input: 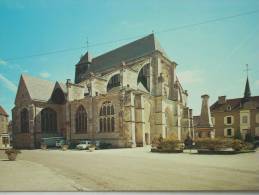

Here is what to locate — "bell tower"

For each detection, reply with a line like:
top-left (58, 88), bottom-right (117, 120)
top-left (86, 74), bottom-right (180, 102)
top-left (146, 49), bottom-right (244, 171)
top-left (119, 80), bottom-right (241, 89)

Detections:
top-left (75, 52), bottom-right (92, 83)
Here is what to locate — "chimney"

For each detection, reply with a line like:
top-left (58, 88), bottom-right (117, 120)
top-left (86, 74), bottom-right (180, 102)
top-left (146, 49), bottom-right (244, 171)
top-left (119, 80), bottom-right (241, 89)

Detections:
top-left (198, 94), bottom-right (213, 128)
top-left (218, 96), bottom-right (226, 104)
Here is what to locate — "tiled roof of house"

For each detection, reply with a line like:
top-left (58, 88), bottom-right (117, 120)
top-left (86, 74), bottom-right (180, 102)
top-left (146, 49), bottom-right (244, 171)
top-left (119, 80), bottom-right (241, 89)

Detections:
top-left (0, 105), bottom-right (8, 117)
top-left (210, 96), bottom-right (259, 111)
top-left (77, 34), bottom-right (169, 73)
top-left (22, 74), bottom-right (55, 101)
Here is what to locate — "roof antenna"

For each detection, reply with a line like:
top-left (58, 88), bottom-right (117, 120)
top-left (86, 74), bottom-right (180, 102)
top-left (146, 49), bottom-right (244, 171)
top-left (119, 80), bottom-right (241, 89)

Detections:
top-left (244, 64), bottom-right (250, 78)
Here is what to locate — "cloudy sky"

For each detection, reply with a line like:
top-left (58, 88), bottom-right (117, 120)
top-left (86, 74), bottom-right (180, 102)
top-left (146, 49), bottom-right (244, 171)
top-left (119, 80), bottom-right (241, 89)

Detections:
top-left (0, 0), bottom-right (259, 118)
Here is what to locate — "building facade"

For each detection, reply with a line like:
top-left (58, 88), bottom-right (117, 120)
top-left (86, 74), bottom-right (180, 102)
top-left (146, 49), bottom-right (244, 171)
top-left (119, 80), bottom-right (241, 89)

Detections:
top-left (210, 77), bottom-right (259, 140)
top-left (0, 105), bottom-right (10, 149)
top-left (12, 34), bottom-right (193, 148)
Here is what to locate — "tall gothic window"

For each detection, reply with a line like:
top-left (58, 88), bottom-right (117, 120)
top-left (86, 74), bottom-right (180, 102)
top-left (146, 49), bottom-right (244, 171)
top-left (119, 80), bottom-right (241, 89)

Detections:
top-left (99, 101), bottom-right (115, 132)
top-left (107, 74), bottom-right (120, 91)
top-left (41, 108), bottom-right (57, 133)
top-left (137, 63), bottom-right (150, 91)
top-left (21, 108), bottom-right (29, 133)
top-left (75, 105), bottom-right (87, 133)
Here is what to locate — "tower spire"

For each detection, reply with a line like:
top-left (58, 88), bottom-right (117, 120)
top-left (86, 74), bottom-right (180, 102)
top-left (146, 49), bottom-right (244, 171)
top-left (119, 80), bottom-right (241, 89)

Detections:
top-left (244, 64), bottom-right (251, 98)
top-left (244, 77), bottom-right (251, 98)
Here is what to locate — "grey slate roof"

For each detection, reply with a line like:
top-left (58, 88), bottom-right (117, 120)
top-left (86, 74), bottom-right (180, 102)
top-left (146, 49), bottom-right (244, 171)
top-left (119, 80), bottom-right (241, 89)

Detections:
top-left (210, 96), bottom-right (259, 111)
top-left (22, 74), bottom-right (55, 101)
top-left (78, 34), bottom-right (169, 73)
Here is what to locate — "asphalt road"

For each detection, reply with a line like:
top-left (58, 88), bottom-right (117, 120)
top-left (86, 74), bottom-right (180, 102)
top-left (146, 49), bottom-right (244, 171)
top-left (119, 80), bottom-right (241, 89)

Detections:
top-left (0, 147), bottom-right (259, 191)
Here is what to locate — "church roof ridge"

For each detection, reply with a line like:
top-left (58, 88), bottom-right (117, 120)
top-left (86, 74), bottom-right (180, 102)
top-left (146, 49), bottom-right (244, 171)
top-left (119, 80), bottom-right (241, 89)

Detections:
top-left (77, 33), bottom-right (169, 74)
top-left (92, 33), bottom-right (167, 60)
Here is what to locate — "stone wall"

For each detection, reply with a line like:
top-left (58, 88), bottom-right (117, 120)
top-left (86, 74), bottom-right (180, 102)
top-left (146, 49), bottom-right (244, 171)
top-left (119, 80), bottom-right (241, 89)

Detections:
top-left (69, 91), bottom-right (125, 146)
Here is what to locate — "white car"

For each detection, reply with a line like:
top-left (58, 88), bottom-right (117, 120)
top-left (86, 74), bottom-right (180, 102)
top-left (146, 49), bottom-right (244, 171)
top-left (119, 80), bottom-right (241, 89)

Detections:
top-left (76, 140), bottom-right (91, 150)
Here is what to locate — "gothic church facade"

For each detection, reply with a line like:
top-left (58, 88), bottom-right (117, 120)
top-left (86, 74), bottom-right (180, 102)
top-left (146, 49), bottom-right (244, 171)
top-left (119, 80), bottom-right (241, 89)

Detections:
top-left (12, 34), bottom-right (193, 148)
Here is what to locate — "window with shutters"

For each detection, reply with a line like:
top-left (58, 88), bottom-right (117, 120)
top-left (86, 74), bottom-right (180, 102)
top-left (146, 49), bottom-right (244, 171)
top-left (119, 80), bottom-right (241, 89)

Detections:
top-left (227, 116), bottom-right (232, 124)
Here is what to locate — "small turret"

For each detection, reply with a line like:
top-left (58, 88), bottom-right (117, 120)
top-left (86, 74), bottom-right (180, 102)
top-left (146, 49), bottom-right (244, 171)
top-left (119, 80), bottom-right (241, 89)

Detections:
top-left (75, 51), bottom-right (92, 83)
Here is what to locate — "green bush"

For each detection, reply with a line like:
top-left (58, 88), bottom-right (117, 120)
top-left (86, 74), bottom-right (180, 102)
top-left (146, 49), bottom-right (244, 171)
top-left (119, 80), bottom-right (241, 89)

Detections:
top-left (231, 139), bottom-right (245, 151)
top-left (195, 138), bottom-right (254, 151)
top-left (242, 142), bottom-right (255, 150)
top-left (151, 137), bottom-right (163, 148)
top-left (194, 138), bottom-right (232, 151)
top-left (155, 136), bottom-right (183, 150)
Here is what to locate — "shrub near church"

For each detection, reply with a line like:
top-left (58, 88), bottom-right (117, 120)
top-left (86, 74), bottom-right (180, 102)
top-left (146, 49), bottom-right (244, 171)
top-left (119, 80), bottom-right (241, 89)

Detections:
top-left (194, 138), bottom-right (255, 154)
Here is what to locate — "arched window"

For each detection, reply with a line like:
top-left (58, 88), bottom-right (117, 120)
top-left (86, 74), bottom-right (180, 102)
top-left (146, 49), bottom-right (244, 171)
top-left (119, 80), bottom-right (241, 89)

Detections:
top-left (99, 101), bottom-right (115, 132)
top-left (21, 108), bottom-right (29, 133)
top-left (100, 118), bottom-right (103, 132)
top-left (41, 108), bottom-right (57, 133)
top-left (137, 64), bottom-right (150, 91)
top-left (75, 105), bottom-right (87, 133)
top-left (111, 117), bottom-right (115, 132)
top-left (107, 74), bottom-right (120, 91)
top-left (51, 88), bottom-right (66, 104)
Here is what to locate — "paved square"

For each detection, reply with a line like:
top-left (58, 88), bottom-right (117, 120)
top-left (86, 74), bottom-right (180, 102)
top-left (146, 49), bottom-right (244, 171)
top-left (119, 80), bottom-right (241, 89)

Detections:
top-left (0, 147), bottom-right (258, 191)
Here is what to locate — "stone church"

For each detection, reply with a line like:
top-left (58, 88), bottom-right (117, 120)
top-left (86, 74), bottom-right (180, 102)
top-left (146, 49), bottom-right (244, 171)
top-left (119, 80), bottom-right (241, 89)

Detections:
top-left (12, 34), bottom-right (194, 148)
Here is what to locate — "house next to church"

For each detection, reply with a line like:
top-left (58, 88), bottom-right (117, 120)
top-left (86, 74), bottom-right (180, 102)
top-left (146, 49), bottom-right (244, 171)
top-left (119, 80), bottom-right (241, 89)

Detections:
top-left (12, 34), bottom-right (194, 148)
top-left (210, 77), bottom-right (259, 140)
top-left (0, 105), bottom-right (10, 149)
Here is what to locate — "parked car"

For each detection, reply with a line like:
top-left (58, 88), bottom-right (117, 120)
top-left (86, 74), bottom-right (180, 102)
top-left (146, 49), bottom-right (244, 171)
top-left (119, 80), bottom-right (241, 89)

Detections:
top-left (99, 142), bottom-right (112, 149)
top-left (41, 137), bottom-right (65, 147)
top-left (56, 139), bottom-right (66, 148)
top-left (76, 140), bottom-right (91, 150)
